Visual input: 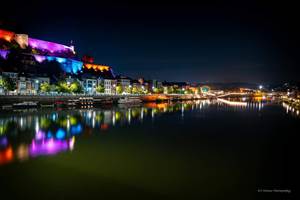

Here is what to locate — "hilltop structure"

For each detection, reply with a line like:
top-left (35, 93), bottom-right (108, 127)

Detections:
top-left (0, 29), bottom-right (114, 78)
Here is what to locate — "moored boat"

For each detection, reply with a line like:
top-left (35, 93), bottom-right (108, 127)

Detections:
top-left (118, 97), bottom-right (142, 104)
top-left (12, 101), bottom-right (39, 109)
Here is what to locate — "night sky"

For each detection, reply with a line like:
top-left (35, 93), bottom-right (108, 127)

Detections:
top-left (1, 1), bottom-right (299, 83)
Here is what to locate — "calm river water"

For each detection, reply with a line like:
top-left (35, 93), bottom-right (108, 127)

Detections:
top-left (0, 100), bottom-right (296, 199)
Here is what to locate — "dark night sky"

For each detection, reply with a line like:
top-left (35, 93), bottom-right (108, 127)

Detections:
top-left (1, 1), bottom-right (299, 83)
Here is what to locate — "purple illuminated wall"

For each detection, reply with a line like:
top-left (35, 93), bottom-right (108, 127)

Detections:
top-left (0, 49), bottom-right (9, 59)
top-left (28, 38), bottom-right (74, 54)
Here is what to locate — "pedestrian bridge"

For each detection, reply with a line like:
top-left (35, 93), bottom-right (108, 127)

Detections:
top-left (216, 92), bottom-right (249, 98)
top-left (217, 98), bottom-right (247, 106)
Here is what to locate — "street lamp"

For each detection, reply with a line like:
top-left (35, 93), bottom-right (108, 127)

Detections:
top-left (35, 80), bottom-right (40, 94)
top-left (259, 85), bottom-right (263, 90)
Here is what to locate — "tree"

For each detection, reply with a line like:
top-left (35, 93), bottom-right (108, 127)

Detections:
top-left (56, 81), bottom-right (70, 93)
top-left (185, 89), bottom-right (194, 94)
top-left (167, 86), bottom-right (174, 94)
top-left (153, 87), bottom-right (163, 94)
top-left (116, 85), bottom-right (123, 94)
top-left (40, 82), bottom-right (51, 92)
top-left (70, 81), bottom-right (83, 94)
top-left (96, 84), bottom-right (105, 93)
top-left (0, 76), bottom-right (16, 91)
top-left (174, 88), bottom-right (182, 94)
top-left (55, 79), bottom-right (83, 94)
top-left (0, 78), bottom-right (4, 88)
top-left (50, 84), bottom-right (56, 92)
top-left (132, 86), bottom-right (139, 94)
top-left (124, 86), bottom-right (132, 94)
top-left (141, 87), bottom-right (148, 94)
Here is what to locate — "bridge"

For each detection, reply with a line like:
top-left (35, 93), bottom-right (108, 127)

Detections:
top-left (216, 98), bottom-right (247, 106)
top-left (216, 92), bottom-right (250, 98)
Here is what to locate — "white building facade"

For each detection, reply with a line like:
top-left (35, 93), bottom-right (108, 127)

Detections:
top-left (104, 79), bottom-right (117, 95)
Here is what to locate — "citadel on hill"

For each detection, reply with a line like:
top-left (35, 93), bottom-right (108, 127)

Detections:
top-left (0, 29), bottom-right (198, 95)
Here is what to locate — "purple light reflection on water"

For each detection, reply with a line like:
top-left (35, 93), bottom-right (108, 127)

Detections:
top-left (0, 136), bottom-right (8, 147)
top-left (35, 130), bottom-right (46, 140)
top-left (29, 138), bottom-right (74, 157)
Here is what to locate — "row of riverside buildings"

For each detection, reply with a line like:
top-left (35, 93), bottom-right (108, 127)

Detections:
top-left (0, 71), bottom-right (167, 95)
top-left (0, 28), bottom-right (197, 95)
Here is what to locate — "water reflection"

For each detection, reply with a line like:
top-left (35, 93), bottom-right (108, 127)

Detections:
top-left (29, 137), bottom-right (75, 157)
top-left (0, 99), bottom-right (295, 165)
top-left (282, 102), bottom-right (300, 116)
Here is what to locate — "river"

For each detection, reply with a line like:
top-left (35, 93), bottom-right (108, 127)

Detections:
top-left (0, 100), bottom-right (296, 199)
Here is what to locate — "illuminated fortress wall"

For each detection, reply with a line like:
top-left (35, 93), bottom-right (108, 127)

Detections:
top-left (82, 63), bottom-right (115, 78)
top-left (1, 29), bottom-right (75, 57)
top-left (0, 29), bottom-right (15, 42)
top-left (0, 30), bottom-right (28, 48)
top-left (83, 63), bottom-right (110, 72)
top-left (28, 38), bottom-right (75, 55)
top-left (33, 55), bottom-right (83, 74)
top-left (1, 29), bottom-right (115, 77)
top-left (14, 34), bottom-right (28, 49)
top-left (1, 29), bottom-right (81, 74)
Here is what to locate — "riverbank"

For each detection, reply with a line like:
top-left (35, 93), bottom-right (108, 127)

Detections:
top-left (0, 94), bottom-right (207, 109)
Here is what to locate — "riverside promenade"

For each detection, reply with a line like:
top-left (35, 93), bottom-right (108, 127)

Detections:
top-left (0, 94), bottom-right (203, 107)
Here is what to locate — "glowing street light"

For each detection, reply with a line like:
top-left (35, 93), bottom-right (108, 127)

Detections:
top-left (259, 85), bottom-right (263, 90)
